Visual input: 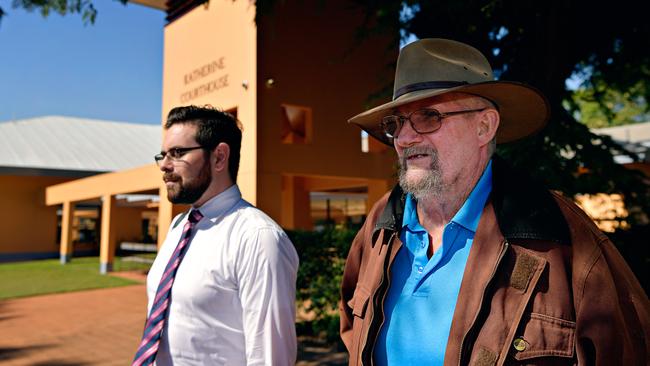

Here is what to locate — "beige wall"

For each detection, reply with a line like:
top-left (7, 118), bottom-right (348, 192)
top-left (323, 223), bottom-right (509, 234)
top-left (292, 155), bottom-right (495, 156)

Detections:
top-left (161, 0), bottom-right (258, 204)
top-left (0, 175), bottom-right (69, 256)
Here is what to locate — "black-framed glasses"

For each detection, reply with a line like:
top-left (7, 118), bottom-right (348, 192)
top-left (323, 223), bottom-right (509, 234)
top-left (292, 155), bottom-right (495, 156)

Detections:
top-left (154, 146), bottom-right (204, 165)
top-left (380, 107), bottom-right (487, 139)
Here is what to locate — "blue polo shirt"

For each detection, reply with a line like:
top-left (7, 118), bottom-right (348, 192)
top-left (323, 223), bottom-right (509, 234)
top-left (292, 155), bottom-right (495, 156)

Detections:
top-left (374, 160), bottom-right (493, 366)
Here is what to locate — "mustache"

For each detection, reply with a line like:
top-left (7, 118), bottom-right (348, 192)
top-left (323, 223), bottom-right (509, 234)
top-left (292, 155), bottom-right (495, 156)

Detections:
top-left (402, 146), bottom-right (435, 158)
top-left (400, 146), bottom-right (438, 167)
top-left (163, 173), bottom-right (181, 182)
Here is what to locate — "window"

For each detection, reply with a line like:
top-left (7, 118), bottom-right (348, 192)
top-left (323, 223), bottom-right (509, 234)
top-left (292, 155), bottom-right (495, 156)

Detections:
top-left (361, 131), bottom-right (388, 153)
top-left (281, 104), bottom-right (312, 144)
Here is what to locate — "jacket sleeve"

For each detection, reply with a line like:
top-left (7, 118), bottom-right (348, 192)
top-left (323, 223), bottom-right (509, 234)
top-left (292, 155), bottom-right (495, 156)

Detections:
top-left (574, 234), bottom-right (650, 365)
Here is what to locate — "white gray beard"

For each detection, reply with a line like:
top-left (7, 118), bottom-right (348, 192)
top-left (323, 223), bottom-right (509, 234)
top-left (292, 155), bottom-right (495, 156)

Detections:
top-left (398, 146), bottom-right (444, 200)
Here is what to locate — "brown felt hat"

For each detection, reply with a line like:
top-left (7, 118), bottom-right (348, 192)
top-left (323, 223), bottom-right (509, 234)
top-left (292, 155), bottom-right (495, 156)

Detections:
top-left (349, 38), bottom-right (550, 145)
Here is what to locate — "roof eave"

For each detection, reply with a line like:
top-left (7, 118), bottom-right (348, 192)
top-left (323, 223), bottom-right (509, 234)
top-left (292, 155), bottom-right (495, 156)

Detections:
top-left (128, 0), bottom-right (166, 11)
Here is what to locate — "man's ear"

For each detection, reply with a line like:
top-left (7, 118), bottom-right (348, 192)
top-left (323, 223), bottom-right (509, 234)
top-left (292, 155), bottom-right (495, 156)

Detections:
top-left (213, 142), bottom-right (230, 173)
top-left (477, 108), bottom-right (500, 146)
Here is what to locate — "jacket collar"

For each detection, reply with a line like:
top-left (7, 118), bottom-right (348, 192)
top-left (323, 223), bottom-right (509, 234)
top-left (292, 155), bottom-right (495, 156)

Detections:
top-left (374, 155), bottom-right (571, 245)
top-left (372, 184), bottom-right (405, 245)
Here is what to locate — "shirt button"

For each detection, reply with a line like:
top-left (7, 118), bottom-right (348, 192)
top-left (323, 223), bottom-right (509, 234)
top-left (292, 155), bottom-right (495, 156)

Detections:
top-left (420, 241), bottom-right (425, 248)
top-left (417, 266), bottom-right (423, 273)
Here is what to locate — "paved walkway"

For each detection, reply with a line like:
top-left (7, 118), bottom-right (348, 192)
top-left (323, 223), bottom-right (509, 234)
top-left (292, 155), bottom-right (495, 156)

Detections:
top-left (1, 284), bottom-right (145, 366)
top-left (0, 272), bottom-right (346, 365)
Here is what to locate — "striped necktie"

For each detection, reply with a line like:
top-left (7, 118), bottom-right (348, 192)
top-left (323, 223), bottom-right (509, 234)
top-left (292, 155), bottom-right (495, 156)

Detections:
top-left (132, 209), bottom-right (203, 366)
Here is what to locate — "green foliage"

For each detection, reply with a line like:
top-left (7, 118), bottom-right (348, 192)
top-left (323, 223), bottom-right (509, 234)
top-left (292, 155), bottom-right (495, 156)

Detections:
top-left (287, 227), bottom-right (356, 342)
top-left (1, 0), bottom-right (127, 25)
top-left (0, 256), bottom-right (138, 300)
top-left (568, 83), bottom-right (650, 128)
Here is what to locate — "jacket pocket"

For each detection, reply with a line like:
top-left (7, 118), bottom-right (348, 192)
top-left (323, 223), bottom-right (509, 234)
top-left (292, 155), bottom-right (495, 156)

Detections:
top-left (510, 312), bottom-right (575, 361)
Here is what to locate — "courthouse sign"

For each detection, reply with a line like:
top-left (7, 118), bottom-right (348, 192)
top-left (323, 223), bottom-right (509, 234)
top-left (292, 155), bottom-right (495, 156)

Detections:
top-left (180, 57), bottom-right (229, 103)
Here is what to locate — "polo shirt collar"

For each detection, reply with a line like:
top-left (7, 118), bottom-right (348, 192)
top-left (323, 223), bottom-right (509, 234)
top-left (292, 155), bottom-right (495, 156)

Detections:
top-left (401, 160), bottom-right (493, 233)
top-left (453, 159), bottom-right (492, 232)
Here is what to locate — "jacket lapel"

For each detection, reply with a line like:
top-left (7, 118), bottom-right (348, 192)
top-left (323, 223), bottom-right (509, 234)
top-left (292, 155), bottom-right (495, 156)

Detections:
top-left (443, 201), bottom-right (506, 366)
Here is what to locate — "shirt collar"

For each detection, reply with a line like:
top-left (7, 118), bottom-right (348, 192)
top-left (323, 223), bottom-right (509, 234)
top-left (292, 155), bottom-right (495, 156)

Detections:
top-left (401, 159), bottom-right (493, 233)
top-left (402, 191), bottom-right (421, 231)
top-left (453, 159), bottom-right (492, 232)
top-left (194, 184), bottom-right (241, 224)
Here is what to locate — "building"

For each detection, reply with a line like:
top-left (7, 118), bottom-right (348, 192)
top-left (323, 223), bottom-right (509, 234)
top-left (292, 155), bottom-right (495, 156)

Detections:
top-left (0, 116), bottom-right (160, 262)
top-left (595, 121), bottom-right (650, 169)
top-left (575, 121), bottom-right (650, 232)
top-left (44, 0), bottom-right (398, 272)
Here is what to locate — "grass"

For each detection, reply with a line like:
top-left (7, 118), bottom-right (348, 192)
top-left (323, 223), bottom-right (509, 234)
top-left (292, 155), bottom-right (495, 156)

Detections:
top-left (0, 256), bottom-right (147, 300)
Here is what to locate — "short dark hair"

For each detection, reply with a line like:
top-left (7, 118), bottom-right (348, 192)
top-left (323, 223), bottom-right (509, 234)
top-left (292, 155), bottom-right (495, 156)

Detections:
top-left (165, 105), bottom-right (242, 183)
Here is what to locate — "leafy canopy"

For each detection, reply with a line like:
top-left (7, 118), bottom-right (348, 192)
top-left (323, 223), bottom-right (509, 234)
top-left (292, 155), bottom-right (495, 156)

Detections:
top-left (0, 0), bottom-right (126, 25)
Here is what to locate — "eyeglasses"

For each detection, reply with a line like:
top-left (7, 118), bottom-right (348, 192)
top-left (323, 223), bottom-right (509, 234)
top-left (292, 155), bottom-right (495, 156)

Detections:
top-left (380, 107), bottom-right (487, 139)
top-left (154, 146), bottom-right (204, 165)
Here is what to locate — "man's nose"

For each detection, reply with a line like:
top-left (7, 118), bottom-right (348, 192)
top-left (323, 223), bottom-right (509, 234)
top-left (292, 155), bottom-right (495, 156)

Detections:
top-left (158, 156), bottom-right (173, 172)
top-left (395, 120), bottom-right (422, 147)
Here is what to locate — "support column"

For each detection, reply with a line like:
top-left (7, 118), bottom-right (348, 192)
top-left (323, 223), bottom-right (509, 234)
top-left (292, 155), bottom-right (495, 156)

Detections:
top-left (99, 195), bottom-right (117, 274)
top-left (293, 177), bottom-right (312, 230)
top-left (281, 175), bottom-right (312, 230)
top-left (157, 187), bottom-right (173, 249)
top-left (59, 201), bottom-right (75, 264)
top-left (367, 179), bottom-right (390, 214)
top-left (281, 175), bottom-right (295, 229)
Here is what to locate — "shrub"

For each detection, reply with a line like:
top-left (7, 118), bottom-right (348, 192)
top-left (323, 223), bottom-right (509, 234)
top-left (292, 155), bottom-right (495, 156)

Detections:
top-left (287, 227), bottom-right (356, 343)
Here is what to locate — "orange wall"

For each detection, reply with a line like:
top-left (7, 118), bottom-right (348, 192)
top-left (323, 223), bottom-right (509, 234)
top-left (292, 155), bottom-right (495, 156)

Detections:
top-left (161, 0), bottom-right (258, 204)
top-left (0, 172), bottom-right (163, 257)
top-left (256, 0), bottom-right (398, 220)
top-left (257, 0), bottom-right (397, 177)
top-left (0, 175), bottom-right (70, 255)
top-left (113, 207), bottom-right (149, 243)
top-left (160, 0), bottom-right (398, 227)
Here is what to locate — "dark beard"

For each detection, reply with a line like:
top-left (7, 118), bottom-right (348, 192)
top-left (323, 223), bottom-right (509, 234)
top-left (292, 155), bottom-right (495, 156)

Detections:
top-left (398, 145), bottom-right (444, 200)
top-left (165, 161), bottom-right (212, 204)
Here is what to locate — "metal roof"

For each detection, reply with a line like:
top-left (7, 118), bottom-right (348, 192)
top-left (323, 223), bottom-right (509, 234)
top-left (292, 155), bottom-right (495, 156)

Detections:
top-left (0, 116), bottom-right (161, 174)
top-left (594, 121), bottom-right (650, 164)
top-left (594, 121), bottom-right (650, 144)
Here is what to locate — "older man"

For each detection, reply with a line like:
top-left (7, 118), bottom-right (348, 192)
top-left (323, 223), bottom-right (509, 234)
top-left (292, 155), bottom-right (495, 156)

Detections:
top-left (340, 39), bottom-right (649, 365)
top-left (132, 106), bottom-right (298, 366)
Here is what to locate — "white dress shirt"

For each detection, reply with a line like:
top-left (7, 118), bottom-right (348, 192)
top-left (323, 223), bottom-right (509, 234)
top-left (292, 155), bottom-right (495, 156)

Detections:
top-left (146, 185), bottom-right (299, 366)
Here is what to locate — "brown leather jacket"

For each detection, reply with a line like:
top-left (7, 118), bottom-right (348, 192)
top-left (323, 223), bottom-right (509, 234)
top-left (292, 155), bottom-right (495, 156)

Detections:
top-left (340, 157), bottom-right (649, 366)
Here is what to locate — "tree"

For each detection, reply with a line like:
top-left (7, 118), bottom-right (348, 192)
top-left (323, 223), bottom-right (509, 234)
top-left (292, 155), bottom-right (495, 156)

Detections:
top-left (569, 83), bottom-right (650, 129)
top-left (349, 0), bottom-right (650, 226)
top-left (0, 0), bottom-right (126, 25)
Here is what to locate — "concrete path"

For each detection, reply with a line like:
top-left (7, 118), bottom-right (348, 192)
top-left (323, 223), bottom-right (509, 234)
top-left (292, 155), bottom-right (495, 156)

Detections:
top-left (0, 273), bottom-right (346, 365)
top-left (0, 284), bottom-right (145, 366)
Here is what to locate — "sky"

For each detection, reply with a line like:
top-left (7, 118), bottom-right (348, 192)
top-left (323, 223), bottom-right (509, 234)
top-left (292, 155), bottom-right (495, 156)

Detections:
top-left (0, 0), bottom-right (165, 124)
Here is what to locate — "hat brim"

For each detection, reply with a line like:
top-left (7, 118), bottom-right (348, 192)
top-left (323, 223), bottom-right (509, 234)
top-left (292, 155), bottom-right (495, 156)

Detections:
top-left (349, 81), bottom-right (550, 146)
